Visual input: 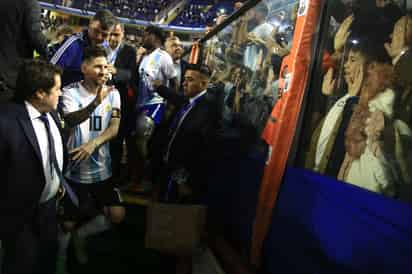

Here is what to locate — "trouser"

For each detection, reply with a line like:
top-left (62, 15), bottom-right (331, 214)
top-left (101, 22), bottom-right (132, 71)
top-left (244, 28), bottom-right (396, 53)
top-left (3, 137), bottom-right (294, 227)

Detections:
top-left (1, 197), bottom-right (58, 274)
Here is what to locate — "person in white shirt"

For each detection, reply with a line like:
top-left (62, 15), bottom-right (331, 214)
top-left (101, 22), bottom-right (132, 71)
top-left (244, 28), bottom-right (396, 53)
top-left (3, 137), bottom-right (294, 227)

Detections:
top-left (133, 25), bottom-right (177, 192)
top-left (60, 45), bottom-right (125, 264)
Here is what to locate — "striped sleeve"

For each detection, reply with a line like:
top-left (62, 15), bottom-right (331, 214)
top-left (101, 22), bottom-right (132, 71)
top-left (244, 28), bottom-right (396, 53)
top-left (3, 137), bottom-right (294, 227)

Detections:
top-left (61, 84), bottom-right (81, 114)
top-left (111, 89), bottom-right (121, 111)
top-left (49, 35), bottom-right (81, 66)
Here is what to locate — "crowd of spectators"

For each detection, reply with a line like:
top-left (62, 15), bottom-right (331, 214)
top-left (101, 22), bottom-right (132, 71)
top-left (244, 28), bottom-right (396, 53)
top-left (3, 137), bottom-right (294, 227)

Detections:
top-left (44, 0), bottom-right (236, 27)
top-left (172, 0), bottom-right (235, 27)
top-left (46, 0), bottom-right (173, 21)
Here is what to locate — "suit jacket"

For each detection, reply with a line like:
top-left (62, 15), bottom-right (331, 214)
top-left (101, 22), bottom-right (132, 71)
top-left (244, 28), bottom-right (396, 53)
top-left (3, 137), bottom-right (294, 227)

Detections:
top-left (111, 43), bottom-right (137, 136)
top-left (0, 0), bottom-right (48, 89)
top-left (112, 43), bottom-right (137, 99)
top-left (156, 86), bottom-right (221, 202)
top-left (0, 102), bottom-right (66, 238)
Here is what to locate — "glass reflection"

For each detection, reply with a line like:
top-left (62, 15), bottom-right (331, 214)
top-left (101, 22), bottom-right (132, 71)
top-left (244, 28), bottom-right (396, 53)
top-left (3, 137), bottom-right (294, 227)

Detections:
top-left (299, 0), bottom-right (412, 202)
top-left (203, 0), bottom-right (299, 140)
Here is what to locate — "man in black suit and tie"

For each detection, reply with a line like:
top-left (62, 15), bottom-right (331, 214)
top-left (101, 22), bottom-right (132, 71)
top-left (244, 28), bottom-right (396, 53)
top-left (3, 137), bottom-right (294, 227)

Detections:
top-left (0, 60), bottom-right (66, 274)
top-left (107, 22), bottom-right (138, 184)
top-left (154, 64), bottom-right (221, 204)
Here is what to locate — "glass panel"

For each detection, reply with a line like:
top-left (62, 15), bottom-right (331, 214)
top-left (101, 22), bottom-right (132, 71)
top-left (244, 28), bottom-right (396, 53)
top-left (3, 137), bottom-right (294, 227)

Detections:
top-left (203, 0), bottom-right (299, 143)
top-left (296, 0), bottom-right (412, 202)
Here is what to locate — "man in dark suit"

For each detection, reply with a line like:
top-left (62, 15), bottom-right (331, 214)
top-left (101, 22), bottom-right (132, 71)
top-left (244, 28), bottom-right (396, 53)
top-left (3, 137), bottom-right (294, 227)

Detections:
top-left (107, 23), bottom-right (138, 184)
top-left (154, 64), bottom-right (221, 203)
top-left (0, 0), bottom-right (48, 102)
top-left (0, 60), bottom-right (64, 274)
top-left (153, 63), bottom-right (220, 274)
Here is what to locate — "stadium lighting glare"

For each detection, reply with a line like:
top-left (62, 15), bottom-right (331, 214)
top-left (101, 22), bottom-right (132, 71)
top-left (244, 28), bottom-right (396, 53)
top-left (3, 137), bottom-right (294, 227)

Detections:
top-left (350, 39), bottom-right (359, 45)
top-left (219, 8), bottom-right (226, 14)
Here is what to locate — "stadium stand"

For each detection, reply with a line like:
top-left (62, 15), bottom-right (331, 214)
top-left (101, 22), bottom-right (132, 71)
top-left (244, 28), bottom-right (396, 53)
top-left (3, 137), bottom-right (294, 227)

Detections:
top-left (43, 0), bottom-right (174, 22)
top-left (44, 0), bottom-right (235, 27)
top-left (171, 0), bottom-right (235, 27)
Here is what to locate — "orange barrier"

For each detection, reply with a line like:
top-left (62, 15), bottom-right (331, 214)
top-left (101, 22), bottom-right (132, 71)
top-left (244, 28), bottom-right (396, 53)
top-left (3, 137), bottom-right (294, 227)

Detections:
top-left (189, 42), bottom-right (201, 64)
top-left (251, 0), bottom-right (322, 266)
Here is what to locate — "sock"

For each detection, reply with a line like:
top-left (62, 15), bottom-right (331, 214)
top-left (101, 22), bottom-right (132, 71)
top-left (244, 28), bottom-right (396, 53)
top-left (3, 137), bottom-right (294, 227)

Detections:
top-left (77, 214), bottom-right (111, 238)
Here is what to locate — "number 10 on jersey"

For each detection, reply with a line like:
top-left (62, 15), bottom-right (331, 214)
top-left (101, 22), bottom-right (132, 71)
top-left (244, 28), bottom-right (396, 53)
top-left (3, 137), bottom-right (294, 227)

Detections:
top-left (89, 115), bottom-right (102, 131)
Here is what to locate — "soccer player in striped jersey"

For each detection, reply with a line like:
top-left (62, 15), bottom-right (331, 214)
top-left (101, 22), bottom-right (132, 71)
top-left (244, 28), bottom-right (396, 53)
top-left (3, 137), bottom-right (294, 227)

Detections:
top-left (132, 25), bottom-right (177, 192)
top-left (60, 45), bottom-right (125, 264)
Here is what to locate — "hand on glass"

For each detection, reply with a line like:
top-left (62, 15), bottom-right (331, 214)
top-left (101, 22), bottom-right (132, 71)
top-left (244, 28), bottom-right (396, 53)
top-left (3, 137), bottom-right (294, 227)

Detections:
top-left (247, 33), bottom-right (265, 44)
top-left (270, 40), bottom-right (289, 57)
top-left (334, 14), bottom-right (354, 53)
top-left (384, 19), bottom-right (407, 59)
top-left (322, 68), bottom-right (336, 95)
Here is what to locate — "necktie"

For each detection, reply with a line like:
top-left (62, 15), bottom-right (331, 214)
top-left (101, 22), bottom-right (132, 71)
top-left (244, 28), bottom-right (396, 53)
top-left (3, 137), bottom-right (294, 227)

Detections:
top-left (168, 100), bottom-right (192, 134)
top-left (164, 94), bottom-right (205, 162)
top-left (164, 101), bottom-right (192, 162)
top-left (39, 113), bottom-right (79, 207)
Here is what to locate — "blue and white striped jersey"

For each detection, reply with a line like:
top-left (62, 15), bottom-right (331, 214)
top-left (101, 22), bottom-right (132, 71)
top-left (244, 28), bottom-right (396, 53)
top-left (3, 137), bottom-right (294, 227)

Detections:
top-left (62, 82), bottom-right (121, 184)
top-left (136, 48), bottom-right (177, 107)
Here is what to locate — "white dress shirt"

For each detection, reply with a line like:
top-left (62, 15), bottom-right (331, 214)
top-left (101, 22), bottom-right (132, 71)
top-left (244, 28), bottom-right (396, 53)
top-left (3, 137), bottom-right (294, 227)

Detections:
top-left (25, 102), bottom-right (64, 203)
top-left (174, 60), bottom-right (182, 88)
top-left (107, 44), bottom-right (121, 65)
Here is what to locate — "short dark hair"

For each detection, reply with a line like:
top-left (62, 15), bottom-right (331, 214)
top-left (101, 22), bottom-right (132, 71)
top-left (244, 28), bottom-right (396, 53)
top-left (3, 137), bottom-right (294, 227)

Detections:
top-left (186, 63), bottom-right (211, 77)
top-left (15, 59), bottom-right (62, 102)
top-left (349, 37), bottom-right (391, 64)
top-left (92, 10), bottom-right (117, 30)
top-left (83, 45), bottom-right (108, 63)
top-left (145, 25), bottom-right (166, 44)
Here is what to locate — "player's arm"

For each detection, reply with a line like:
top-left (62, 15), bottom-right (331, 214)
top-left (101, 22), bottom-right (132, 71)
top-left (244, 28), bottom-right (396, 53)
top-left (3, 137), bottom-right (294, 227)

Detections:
top-left (64, 86), bottom-right (113, 127)
top-left (90, 109), bottom-right (121, 148)
top-left (69, 109), bottom-right (121, 162)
